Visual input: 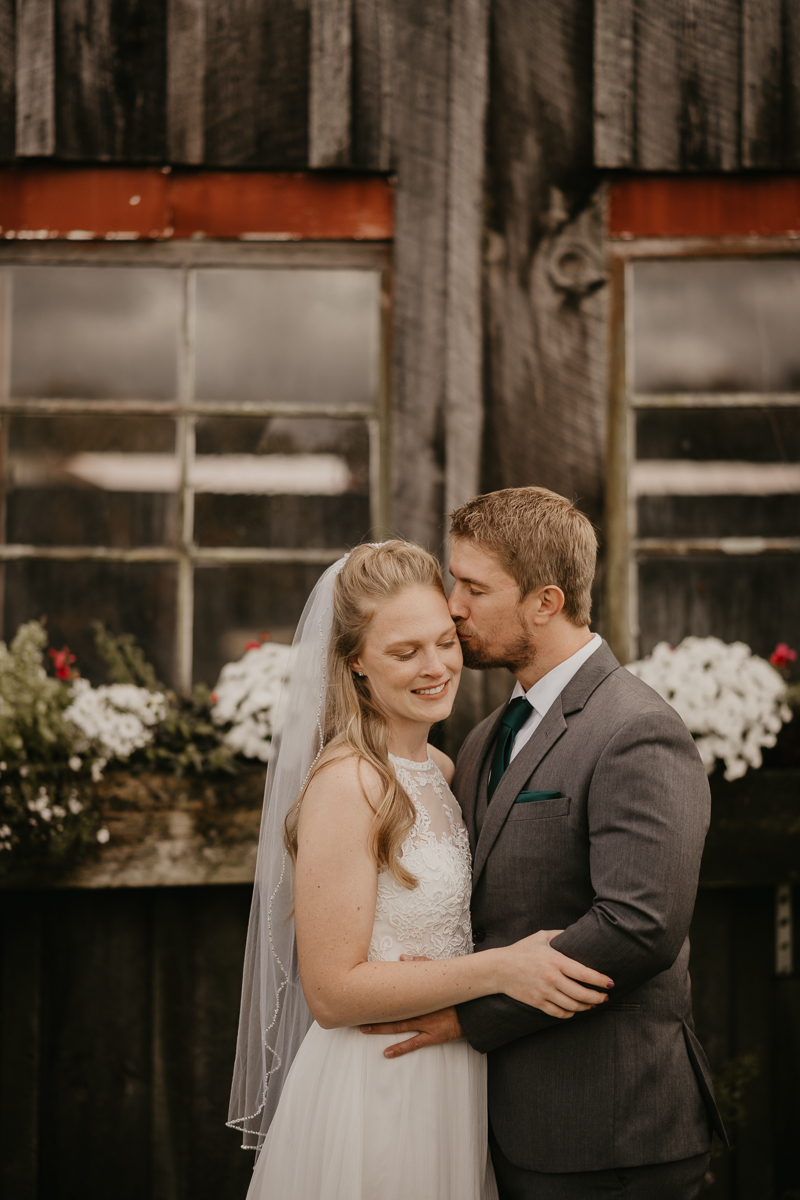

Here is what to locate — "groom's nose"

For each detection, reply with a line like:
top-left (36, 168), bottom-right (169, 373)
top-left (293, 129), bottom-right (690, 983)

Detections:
top-left (448, 585), bottom-right (468, 620)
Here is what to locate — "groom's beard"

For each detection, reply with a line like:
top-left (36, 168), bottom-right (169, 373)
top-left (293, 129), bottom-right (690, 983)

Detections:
top-left (457, 618), bottom-right (536, 674)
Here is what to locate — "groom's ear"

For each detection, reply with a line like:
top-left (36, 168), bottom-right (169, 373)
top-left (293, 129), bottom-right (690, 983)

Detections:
top-left (527, 584), bottom-right (566, 625)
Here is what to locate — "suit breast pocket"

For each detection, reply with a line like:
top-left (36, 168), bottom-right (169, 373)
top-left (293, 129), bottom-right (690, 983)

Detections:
top-left (506, 795), bottom-right (571, 821)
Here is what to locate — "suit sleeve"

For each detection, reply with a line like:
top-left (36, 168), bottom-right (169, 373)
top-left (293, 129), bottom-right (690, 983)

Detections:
top-left (457, 706), bottom-right (711, 1054)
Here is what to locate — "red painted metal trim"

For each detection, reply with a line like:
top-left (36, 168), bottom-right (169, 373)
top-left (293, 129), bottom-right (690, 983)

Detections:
top-left (0, 167), bottom-right (394, 241)
top-left (609, 175), bottom-right (800, 239)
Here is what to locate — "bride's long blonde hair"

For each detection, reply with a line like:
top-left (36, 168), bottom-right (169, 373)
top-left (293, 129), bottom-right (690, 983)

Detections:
top-left (284, 540), bottom-right (447, 890)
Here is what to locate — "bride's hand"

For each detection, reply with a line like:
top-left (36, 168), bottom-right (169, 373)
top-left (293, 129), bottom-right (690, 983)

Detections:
top-left (497, 930), bottom-right (614, 1019)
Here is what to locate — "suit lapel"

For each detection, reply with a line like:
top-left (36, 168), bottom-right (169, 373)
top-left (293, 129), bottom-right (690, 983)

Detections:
top-left (469, 640), bottom-right (621, 887)
top-left (471, 696), bottom-right (568, 886)
top-left (457, 705), bottom-right (505, 854)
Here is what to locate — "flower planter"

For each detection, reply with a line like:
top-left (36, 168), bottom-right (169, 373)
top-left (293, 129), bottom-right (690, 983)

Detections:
top-left (0, 767), bottom-right (266, 889)
top-left (2, 765), bottom-right (798, 890)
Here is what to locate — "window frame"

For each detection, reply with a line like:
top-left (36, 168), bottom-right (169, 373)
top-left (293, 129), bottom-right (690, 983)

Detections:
top-left (606, 232), bottom-right (800, 664)
top-left (0, 238), bottom-right (393, 691)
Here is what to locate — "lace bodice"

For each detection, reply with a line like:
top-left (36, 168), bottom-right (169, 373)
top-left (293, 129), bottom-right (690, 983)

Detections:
top-left (367, 754), bottom-right (474, 963)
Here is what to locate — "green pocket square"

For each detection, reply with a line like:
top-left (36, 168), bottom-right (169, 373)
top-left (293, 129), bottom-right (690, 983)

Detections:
top-left (515, 789), bottom-right (563, 803)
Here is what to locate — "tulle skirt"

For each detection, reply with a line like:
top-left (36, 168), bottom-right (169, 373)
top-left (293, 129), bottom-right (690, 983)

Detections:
top-left (246, 1021), bottom-right (498, 1200)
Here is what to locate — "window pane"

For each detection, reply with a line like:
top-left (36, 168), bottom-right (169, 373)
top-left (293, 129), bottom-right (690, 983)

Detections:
top-left (632, 408), bottom-right (800, 523)
top-left (3, 561), bottom-right (177, 686)
top-left (10, 266), bottom-right (181, 400)
top-left (631, 258), bottom-right (800, 394)
top-left (193, 563), bottom-right (328, 685)
top-left (636, 408), bottom-right (800, 461)
top-left (193, 417), bottom-right (371, 548)
top-left (194, 269), bottom-right (381, 406)
top-left (638, 495), bottom-right (800, 539)
top-left (6, 415), bottom-right (179, 547)
top-left (637, 556), bottom-right (800, 670)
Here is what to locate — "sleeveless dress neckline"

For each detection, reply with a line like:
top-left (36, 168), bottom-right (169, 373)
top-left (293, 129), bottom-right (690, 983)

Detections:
top-left (388, 751), bottom-right (435, 770)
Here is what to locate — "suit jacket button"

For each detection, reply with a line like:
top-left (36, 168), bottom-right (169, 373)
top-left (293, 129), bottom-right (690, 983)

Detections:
top-left (473, 926), bottom-right (486, 943)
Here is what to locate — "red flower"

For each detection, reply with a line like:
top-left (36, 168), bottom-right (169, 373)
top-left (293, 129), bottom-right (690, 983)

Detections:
top-left (246, 641), bottom-right (261, 651)
top-left (48, 645), bottom-right (76, 680)
top-left (770, 643), bottom-right (797, 670)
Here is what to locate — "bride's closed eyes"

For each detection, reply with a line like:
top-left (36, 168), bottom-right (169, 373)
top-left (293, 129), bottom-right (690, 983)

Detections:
top-left (396, 638), bottom-right (457, 661)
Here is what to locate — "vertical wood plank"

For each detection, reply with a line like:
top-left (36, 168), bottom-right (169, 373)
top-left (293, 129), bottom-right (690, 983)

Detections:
top-left (188, 886), bottom-right (253, 1200)
top-left (741, 0), bottom-right (782, 168)
top-left (483, 0), bottom-right (607, 538)
top-left (0, 893), bottom-right (42, 1200)
top-left (389, 0), bottom-right (450, 551)
top-left (634, 0), bottom-right (682, 169)
top-left (593, 0), bottom-right (634, 168)
top-left (445, 0), bottom-right (488, 519)
top-left (151, 890), bottom-right (192, 1200)
top-left (38, 890), bottom-right (153, 1199)
top-left (784, 0), bottom-right (800, 167)
top-left (443, 0), bottom-right (489, 753)
top-left (678, 0), bottom-right (740, 170)
top-left (56, 0), bottom-right (167, 161)
top-left (309, 0), bottom-right (352, 168)
top-left (351, 0), bottom-right (392, 169)
top-left (15, 0), bottom-right (54, 157)
top-left (204, 0), bottom-right (309, 167)
top-left (167, 0), bottom-right (206, 164)
top-left (732, 888), bottom-right (775, 1197)
top-left (0, 0), bottom-right (15, 161)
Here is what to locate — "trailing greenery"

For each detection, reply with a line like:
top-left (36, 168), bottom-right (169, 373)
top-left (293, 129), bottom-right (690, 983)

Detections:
top-left (0, 622), bottom-right (103, 865)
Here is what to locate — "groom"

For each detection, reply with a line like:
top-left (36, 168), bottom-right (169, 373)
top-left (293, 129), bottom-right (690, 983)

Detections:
top-left (362, 486), bottom-right (725, 1199)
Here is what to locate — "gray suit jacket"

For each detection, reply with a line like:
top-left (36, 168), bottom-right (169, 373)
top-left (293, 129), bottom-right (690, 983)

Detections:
top-left (454, 641), bottom-right (726, 1173)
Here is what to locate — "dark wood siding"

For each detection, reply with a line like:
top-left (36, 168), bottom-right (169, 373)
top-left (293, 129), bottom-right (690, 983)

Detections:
top-left (0, 886), bottom-right (254, 1200)
top-left (595, 0), bottom-right (800, 170)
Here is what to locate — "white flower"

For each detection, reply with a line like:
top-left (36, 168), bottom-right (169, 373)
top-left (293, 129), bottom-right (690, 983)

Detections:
top-left (0, 825), bottom-right (11, 838)
top-left (65, 679), bottom-right (167, 761)
top-left (91, 757), bottom-right (107, 783)
top-left (626, 636), bottom-right (793, 781)
top-left (67, 792), bottom-right (83, 815)
top-left (52, 805), bottom-right (66, 818)
top-left (96, 827), bottom-right (110, 844)
top-left (210, 642), bottom-right (293, 762)
top-left (68, 755), bottom-right (82, 771)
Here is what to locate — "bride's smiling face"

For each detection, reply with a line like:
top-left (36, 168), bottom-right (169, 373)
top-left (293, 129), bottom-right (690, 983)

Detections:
top-left (351, 585), bottom-right (462, 730)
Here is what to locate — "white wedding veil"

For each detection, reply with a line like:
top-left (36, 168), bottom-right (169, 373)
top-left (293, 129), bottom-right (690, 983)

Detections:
top-left (227, 554), bottom-right (350, 1151)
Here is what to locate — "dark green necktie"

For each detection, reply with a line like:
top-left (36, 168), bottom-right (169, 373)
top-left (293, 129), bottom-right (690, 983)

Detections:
top-left (487, 696), bottom-right (534, 799)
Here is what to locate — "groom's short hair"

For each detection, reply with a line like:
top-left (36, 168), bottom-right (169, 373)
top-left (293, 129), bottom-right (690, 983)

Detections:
top-left (449, 487), bottom-right (597, 627)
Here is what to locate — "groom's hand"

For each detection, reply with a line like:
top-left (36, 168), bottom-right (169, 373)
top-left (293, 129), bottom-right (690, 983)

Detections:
top-left (359, 1006), bottom-right (464, 1058)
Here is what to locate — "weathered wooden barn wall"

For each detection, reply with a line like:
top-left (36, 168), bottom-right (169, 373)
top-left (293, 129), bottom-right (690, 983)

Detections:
top-left (1, 3), bottom-right (799, 1199)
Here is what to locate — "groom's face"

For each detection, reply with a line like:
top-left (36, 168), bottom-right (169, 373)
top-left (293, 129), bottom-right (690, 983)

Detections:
top-left (448, 539), bottom-right (535, 672)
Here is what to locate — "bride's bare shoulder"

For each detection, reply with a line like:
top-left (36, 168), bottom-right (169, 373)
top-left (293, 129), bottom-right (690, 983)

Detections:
top-left (428, 744), bottom-right (455, 785)
top-left (301, 746), bottom-right (384, 821)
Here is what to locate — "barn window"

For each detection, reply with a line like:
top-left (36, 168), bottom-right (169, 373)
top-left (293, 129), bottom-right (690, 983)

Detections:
top-left (605, 178), bottom-right (800, 664)
top-left (0, 243), bottom-right (390, 690)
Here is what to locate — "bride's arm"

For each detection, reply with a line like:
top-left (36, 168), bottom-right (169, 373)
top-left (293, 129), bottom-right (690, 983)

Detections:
top-left (294, 756), bottom-right (612, 1029)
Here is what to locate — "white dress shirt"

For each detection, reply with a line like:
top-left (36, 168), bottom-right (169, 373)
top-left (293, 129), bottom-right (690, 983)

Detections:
top-left (508, 633), bottom-right (602, 762)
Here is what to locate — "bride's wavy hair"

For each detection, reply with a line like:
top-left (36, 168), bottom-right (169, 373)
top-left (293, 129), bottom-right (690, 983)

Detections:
top-left (285, 539), bottom-right (447, 890)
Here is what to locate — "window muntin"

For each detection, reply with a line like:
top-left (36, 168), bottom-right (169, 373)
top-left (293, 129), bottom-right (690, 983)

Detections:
top-left (0, 245), bottom-right (390, 691)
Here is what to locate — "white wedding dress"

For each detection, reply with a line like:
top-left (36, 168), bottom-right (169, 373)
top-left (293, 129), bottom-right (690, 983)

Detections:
top-left (246, 752), bottom-right (498, 1200)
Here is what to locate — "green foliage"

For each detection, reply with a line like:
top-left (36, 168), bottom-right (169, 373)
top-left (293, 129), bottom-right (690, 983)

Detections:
top-left (0, 622), bottom-right (101, 865)
top-left (93, 621), bottom-right (162, 690)
top-left (130, 683), bottom-right (238, 777)
top-left (93, 625), bottom-right (238, 777)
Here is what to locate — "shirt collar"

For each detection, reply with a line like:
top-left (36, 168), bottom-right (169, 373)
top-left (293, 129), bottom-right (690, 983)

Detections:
top-left (510, 633), bottom-right (602, 719)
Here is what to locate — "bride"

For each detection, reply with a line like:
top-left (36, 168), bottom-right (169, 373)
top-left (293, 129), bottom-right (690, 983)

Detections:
top-left (228, 540), bottom-right (611, 1199)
